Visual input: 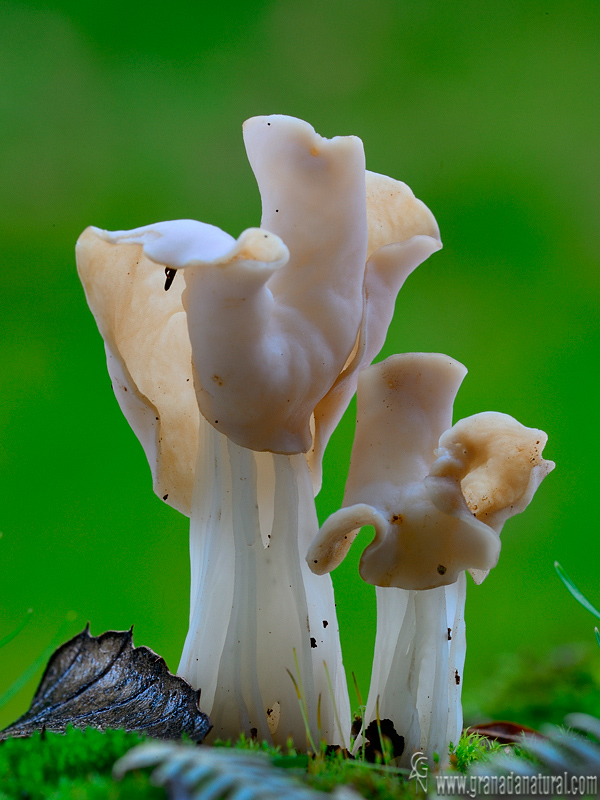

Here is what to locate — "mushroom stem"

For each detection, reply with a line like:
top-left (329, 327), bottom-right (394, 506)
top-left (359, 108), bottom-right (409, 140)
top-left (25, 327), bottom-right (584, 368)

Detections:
top-left (178, 421), bottom-right (350, 747)
top-left (362, 575), bottom-right (466, 766)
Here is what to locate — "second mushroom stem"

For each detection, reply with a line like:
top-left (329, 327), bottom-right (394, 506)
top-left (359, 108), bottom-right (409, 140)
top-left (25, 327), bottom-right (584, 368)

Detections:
top-left (178, 421), bottom-right (350, 747)
top-left (363, 574), bottom-right (466, 767)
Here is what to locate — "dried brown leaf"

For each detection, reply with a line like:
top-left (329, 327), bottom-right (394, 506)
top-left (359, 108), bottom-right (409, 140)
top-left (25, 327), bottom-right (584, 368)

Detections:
top-left (467, 720), bottom-right (544, 745)
top-left (0, 626), bottom-right (211, 742)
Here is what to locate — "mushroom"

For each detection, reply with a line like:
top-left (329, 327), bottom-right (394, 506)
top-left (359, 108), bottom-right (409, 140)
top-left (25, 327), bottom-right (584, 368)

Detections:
top-left (307, 352), bottom-right (554, 764)
top-left (76, 115), bottom-right (442, 747)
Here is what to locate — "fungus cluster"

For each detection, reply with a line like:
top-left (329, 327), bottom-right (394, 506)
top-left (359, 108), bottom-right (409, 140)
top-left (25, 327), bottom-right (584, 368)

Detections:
top-left (77, 115), bottom-right (553, 759)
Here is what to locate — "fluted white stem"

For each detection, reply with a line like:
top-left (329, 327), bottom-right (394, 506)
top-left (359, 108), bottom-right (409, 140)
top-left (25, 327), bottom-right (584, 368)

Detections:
top-left (179, 422), bottom-right (350, 747)
top-left (362, 573), bottom-right (466, 767)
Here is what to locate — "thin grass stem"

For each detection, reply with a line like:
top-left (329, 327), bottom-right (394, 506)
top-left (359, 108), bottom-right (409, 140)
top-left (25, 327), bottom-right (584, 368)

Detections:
top-left (322, 660), bottom-right (347, 752)
top-left (0, 609), bottom-right (33, 650)
top-left (287, 653), bottom-right (317, 754)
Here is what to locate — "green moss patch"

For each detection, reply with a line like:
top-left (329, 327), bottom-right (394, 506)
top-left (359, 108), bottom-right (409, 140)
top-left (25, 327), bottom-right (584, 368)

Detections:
top-left (0, 727), bottom-right (165, 800)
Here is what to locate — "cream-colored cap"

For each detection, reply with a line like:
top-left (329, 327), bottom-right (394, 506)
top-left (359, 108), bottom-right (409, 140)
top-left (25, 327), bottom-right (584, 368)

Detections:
top-left (307, 353), bottom-right (554, 589)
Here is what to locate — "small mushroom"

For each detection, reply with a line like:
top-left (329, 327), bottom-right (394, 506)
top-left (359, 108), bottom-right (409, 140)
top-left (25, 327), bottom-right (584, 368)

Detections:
top-left (307, 352), bottom-right (554, 765)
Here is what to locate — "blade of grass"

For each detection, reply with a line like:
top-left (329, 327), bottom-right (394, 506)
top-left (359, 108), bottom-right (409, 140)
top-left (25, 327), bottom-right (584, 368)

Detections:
top-left (351, 671), bottom-right (366, 760)
top-left (316, 692), bottom-right (322, 745)
top-left (0, 613), bottom-right (77, 711)
top-left (555, 562), bottom-right (600, 620)
top-left (322, 660), bottom-right (347, 752)
top-left (351, 671), bottom-right (364, 709)
top-left (375, 696), bottom-right (391, 766)
top-left (287, 651), bottom-right (317, 754)
top-left (0, 609), bottom-right (33, 650)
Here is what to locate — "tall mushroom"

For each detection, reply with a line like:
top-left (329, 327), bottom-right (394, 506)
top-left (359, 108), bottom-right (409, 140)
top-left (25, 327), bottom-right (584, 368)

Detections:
top-left (307, 352), bottom-right (554, 764)
top-left (76, 115), bottom-right (442, 746)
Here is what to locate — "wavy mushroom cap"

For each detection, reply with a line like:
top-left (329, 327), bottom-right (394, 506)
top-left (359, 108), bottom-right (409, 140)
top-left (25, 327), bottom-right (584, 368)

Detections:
top-left (77, 115), bottom-right (442, 510)
top-left (307, 353), bottom-right (554, 589)
top-left (426, 412), bottom-right (555, 584)
top-left (76, 226), bottom-right (199, 516)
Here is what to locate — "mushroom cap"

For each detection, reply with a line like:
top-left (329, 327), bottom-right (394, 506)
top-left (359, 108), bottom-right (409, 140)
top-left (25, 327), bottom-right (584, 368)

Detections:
top-left (307, 353), bottom-right (554, 589)
top-left (189, 115), bottom-right (368, 453)
top-left (426, 411), bottom-right (555, 583)
top-left (429, 412), bottom-right (552, 530)
top-left (76, 226), bottom-right (199, 516)
top-left (306, 171), bottom-right (442, 491)
top-left (77, 115), bottom-right (442, 509)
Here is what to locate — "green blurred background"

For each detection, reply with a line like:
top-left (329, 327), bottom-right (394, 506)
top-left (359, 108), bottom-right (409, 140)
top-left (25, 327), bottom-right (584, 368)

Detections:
top-left (1, 0), bottom-right (599, 730)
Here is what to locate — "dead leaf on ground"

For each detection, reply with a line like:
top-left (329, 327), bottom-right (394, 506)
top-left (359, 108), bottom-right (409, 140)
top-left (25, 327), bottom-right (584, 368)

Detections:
top-left (0, 625), bottom-right (211, 742)
top-left (467, 720), bottom-right (544, 744)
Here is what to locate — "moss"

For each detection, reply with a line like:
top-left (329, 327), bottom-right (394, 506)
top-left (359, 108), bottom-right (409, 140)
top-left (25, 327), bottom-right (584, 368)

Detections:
top-left (0, 727), bottom-right (165, 800)
top-left (448, 732), bottom-right (506, 773)
top-left (306, 752), bottom-right (420, 799)
top-left (0, 722), bottom-right (549, 799)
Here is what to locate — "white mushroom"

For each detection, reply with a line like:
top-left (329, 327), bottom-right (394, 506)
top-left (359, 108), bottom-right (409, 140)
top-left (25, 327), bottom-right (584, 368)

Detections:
top-left (76, 115), bottom-right (441, 747)
top-left (307, 352), bottom-right (554, 764)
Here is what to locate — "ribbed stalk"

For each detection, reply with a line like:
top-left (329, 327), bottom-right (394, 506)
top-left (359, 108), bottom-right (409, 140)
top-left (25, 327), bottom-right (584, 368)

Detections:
top-left (362, 573), bottom-right (466, 766)
top-left (178, 423), bottom-right (350, 747)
